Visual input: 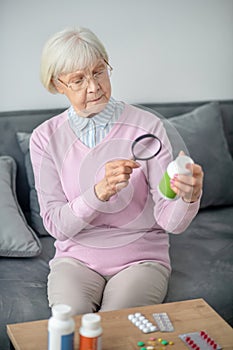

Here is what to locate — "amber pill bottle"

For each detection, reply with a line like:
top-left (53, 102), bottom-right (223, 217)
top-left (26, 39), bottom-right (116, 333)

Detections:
top-left (79, 313), bottom-right (102, 350)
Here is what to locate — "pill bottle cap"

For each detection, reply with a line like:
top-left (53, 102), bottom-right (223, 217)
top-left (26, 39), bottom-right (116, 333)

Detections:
top-left (52, 304), bottom-right (72, 320)
top-left (176, 155), bottom-right (194, 174)
top-left (167, 155), bottom-right (193, 177)
top-left (81, 314), bottom-right (101, 330)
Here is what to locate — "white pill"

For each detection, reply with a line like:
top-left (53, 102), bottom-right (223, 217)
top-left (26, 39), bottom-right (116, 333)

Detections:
top-left (142, 327), bottom-right (150, 333)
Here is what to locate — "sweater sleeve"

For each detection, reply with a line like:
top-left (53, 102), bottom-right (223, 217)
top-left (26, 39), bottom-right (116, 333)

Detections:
top-left (30, 129), bottom-right (104, 241)
top-left (147, 118), bottom-right (201, 234)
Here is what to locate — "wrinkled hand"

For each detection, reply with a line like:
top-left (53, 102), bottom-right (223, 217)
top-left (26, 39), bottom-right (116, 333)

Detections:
top-left (170, 151), bottom-right (204, 203)
top-left (94, 159), bottom-right (140, 201)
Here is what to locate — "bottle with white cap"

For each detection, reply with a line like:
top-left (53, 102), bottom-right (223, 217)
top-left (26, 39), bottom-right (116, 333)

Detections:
top-left (48, 304), bottom-right (75, 350)
top-left (79, 313), bottom-right (102, 350)
top-left (158, 155), bottom-right (194, 200)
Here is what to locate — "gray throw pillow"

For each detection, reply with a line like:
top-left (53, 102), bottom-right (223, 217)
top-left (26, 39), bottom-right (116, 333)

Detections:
top-left (0, 156), bottom-right (42, 257)
top-left (163, 102), bottom-right (233, 208)
top-left (17, 132), bottom-right (49, 236)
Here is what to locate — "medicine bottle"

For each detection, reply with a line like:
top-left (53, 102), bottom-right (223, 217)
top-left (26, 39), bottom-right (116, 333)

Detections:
top-left (79, 313), bottom-right (102, 350)
top-left (158, 155), bottom-right (194, 200)
top-left (48, 304), bottom-right (75, 350)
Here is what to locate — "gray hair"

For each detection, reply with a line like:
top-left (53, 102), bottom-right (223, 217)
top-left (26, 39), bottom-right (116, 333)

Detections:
top-left (40, 27), bottom-right (109, 93)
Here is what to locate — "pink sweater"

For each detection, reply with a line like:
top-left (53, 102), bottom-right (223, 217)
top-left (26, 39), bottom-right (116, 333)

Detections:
top-left (30, 104), bottom-right (200, 275)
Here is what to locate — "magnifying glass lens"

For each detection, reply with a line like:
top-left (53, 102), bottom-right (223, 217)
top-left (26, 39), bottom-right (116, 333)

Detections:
top-left (132, 134), bottom-right (162, 160)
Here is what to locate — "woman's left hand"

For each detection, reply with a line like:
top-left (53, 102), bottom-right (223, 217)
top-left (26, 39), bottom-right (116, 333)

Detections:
top-left (170, 152), bottom-right (204, 203)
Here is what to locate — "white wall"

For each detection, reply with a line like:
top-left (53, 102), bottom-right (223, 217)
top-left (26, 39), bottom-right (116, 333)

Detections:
top-left (1, 0), bottom-right (233, 111)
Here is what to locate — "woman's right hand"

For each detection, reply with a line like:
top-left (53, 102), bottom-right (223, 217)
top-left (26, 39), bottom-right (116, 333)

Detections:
top-left (94, 159), bottom-right (140, 201)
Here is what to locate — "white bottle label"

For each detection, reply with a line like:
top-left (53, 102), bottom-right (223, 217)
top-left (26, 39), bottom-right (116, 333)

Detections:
top-left (48, 331), bottom-right (74, 350)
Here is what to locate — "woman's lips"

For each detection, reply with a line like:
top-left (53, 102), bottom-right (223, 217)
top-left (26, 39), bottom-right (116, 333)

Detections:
top-left (88, 95), bottom-right (104, 103)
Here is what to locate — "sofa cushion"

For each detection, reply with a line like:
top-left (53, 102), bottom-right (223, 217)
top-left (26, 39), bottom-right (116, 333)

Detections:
top-left (0, 156), bottom-right (42, 257)
top-left (165, 205), bottom-right (233, 326)
top-left (0, 235), bottom-right (55, 350)
top-left (163, 102), bottom-right (233, 208)
top-left (17, 132), bottom-right (49, 236)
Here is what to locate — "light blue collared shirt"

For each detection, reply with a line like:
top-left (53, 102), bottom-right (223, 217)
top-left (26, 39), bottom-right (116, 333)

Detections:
top-left (68, 97), bottom-right (124, 148)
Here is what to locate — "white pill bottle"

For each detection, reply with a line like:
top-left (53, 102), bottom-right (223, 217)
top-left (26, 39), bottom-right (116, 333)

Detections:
top-left (158, 155), bottom-right (194, 200)
top-left (48, 304), bottom-right (75, 350)
top-left (79, 313), bottom-right (102, 350)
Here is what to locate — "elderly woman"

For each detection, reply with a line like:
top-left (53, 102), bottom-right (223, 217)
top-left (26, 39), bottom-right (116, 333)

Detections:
top-left (30, 27), bottom-right (203, 315)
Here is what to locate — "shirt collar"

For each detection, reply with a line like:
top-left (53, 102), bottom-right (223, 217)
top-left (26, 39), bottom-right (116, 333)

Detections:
top-left (68, 97), bottom-right (116, 132)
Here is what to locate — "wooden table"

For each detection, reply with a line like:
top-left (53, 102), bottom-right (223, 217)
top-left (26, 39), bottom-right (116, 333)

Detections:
top-left (7, 298), bottom-right (233, 350)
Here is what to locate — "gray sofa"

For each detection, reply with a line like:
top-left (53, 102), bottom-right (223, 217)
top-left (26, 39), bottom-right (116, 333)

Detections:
top-left (0, 100), bottom-right (232, 349)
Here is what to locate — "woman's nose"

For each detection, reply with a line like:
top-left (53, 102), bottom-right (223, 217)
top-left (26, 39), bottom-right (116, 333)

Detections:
top-left (86, 77), bottom-right (100, 93)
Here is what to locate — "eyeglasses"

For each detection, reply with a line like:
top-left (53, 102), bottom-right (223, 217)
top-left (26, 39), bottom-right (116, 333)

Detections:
top-left (56, 60), bottom-right (113, 92)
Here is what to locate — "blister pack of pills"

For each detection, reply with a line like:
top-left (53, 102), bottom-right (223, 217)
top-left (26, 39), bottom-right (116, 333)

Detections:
top-left (152, 312), bottom-right (174, 332)
top-left (179, 331), bottom-right (222, 349)
top-left (128, 312), bottom-right (158, 333)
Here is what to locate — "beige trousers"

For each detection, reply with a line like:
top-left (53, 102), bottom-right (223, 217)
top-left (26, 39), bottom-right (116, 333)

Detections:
top-left (48, 257), bottom-right (170, 316)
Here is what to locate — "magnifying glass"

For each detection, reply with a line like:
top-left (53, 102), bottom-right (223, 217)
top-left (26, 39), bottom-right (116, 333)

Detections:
top-left (131, 133), bottom-right (162, 161)
top-left (116, 133), bottom-right (162, 192)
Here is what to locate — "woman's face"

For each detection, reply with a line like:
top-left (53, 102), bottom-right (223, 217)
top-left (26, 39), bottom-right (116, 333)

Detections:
top-left (55, 59), bottom-right (112, 117)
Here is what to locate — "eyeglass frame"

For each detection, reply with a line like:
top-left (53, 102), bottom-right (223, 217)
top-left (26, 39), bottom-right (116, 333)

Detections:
top-left (55, 59), bottom-right (113, 92)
